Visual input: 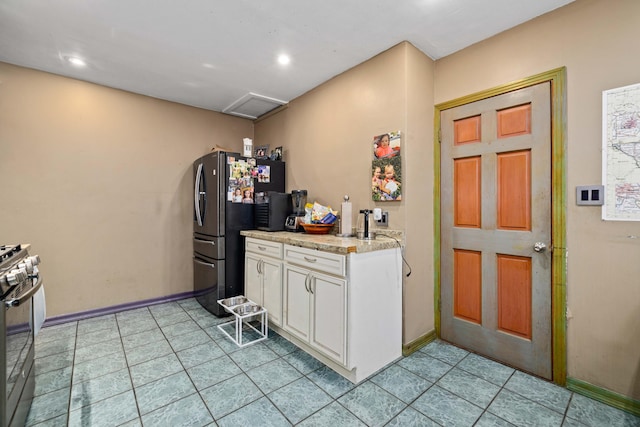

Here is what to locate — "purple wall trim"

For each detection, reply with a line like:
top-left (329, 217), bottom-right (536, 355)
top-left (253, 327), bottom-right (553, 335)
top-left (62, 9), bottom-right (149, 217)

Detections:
top-left (44, 291), bottom-right (197, 327)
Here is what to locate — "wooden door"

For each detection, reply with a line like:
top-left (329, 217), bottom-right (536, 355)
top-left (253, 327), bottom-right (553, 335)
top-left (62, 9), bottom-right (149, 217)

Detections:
top-left (440, 82), bottom-right (552, 379)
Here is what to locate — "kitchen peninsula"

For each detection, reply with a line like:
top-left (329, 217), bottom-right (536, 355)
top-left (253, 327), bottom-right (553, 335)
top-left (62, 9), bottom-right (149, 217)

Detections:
top-left (240, 230), bottom-right (403, 383)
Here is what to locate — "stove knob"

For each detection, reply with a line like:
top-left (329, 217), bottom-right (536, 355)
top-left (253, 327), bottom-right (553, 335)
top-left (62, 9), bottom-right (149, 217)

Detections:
top-left (28, 255), bottom-right (40, 266)
top-left (7, 269), bottom-right (27, 286)
top-left (18, 259), bottom-right (34, 273)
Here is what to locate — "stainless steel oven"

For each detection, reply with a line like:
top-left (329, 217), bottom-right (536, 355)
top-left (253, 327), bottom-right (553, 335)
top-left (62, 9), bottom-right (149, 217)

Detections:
top-left (0, 244), bottom-right (42, 427)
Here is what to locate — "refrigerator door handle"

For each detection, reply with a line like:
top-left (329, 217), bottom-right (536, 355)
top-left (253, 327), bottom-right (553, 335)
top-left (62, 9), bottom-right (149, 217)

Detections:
top-left (193, 257), bottom-right (215, 268)
top-left (194, 163), bottom-right (204, 226)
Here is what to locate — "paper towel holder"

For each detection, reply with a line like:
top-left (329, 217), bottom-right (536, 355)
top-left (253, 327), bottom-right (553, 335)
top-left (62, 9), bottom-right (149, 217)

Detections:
top-left (336, 195), bottom-right (355, 237)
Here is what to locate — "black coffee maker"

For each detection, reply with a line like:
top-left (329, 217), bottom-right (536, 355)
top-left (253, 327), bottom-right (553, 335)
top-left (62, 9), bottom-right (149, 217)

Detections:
top-left (285, 190), bottom-right (307, 232)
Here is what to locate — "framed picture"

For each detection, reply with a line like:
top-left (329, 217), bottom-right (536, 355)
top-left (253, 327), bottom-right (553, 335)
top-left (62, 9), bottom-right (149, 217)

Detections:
top-left (371, 130), bottom-right (402, 201)
top-left (254, 144), bottom-right (270, 159)
top-left (373, 131), bottom-right (401, 160)
top-left (372, 158), bottom-right (402, 201)
top-left (270, 146), bottom-right (283, 161)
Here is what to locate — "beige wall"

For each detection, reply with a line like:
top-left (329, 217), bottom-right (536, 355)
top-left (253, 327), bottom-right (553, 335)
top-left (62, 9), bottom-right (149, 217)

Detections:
top-left (255, 42), bottom-right (436, 346)
top-left (434, 0), bottom-right (640, 400)
top-left (0, 63), bottom-right (253, 316)
top-left (2, 0), bottom-right (638, 402)
top-left (403, 45), bottom-right (436, 345)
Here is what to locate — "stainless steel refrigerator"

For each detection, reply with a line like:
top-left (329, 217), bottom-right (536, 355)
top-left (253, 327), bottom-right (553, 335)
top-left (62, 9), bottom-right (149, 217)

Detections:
top-left (193, 151), bottom-right (285, 316)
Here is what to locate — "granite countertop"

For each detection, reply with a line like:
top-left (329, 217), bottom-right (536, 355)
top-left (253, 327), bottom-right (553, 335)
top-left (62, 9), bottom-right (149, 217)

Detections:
top-left (240, 229), bottom-right (404, 255)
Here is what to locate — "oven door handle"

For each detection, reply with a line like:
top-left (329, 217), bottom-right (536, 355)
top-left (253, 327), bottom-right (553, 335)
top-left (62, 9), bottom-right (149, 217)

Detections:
top-left (4, 275), bottom-right (43, 308)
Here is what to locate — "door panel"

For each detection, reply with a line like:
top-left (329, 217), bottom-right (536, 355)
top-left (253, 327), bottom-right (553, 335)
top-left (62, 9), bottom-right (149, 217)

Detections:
top-left (497, 150), bottom-right (531, 230)
top-left (453, 249), bottom-right (482, 324)
top-left (497, 104), bottom-right (531, 138)
top-left (441, 82), bottom-right (552, 379)
top-left (454, 156), bottom-right (482, 228)
top-left (454, 115), bottom-right (482, 144)
top-left (497, 254), bottom-right (532, 339)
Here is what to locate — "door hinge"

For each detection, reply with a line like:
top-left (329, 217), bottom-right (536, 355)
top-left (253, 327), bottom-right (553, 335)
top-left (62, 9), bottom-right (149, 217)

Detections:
top-left (438, 128), bottom-right (442, 144)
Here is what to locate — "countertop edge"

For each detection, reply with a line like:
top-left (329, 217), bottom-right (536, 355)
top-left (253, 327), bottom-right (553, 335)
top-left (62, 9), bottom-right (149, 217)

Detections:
top-left (240, 230), bottom-right (404, 254)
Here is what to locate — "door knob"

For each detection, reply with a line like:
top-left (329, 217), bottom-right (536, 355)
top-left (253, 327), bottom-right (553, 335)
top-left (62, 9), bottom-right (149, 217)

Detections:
top-left (533, 242), bottom-right (547, 252)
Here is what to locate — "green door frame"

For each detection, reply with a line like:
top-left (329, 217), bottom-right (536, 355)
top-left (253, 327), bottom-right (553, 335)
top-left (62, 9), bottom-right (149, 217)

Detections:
top-left (433, 67), bottom-right (567, 385)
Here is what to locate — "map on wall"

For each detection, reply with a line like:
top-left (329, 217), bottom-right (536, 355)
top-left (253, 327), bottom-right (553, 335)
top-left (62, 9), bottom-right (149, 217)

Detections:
top-left (602, 82), bottom-right (640, 221)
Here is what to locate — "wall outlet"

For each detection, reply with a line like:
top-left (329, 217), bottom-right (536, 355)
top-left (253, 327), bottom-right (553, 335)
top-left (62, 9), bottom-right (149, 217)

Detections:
top-left (376, 211), bottom-right (389, 227)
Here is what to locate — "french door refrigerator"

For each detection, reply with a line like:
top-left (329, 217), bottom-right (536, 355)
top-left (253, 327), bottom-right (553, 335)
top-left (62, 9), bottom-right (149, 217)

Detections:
top-left (193, 151), bottom-right (285, 316)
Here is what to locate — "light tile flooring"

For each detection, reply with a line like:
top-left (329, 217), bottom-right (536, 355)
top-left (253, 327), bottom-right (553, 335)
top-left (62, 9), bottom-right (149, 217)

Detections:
top-left (26, 298), bottom-right (640, 427)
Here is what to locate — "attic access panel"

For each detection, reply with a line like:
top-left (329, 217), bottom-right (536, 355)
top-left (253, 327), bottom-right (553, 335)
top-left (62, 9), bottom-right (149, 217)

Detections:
top-left (223, 92), bottom-right (287, 119)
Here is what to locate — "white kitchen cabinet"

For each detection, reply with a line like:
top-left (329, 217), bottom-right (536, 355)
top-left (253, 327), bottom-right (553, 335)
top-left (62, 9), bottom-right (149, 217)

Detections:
top-left (244, 238), bottom-right (283, 326)
top-left (241, 231), bottom-right (402, 384)
top-left (282, 264), bottom-right (310, 341)
top-left (283, 263), bottom-right (346, 364)
top-left (244, 253), bottom-right (262, 306)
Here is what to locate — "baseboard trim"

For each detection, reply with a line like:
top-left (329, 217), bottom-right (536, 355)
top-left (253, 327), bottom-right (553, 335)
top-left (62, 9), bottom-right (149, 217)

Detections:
top-left (567, 377), bottom-right (640, 417)
top-left (402, 329), bottom-right (437, 356)
top-left (44, 291), bottom-right (197, 327)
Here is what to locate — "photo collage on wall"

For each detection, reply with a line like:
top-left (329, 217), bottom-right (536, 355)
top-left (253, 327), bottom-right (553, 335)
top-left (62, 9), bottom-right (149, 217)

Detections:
top-left (227, 157), bottom-right (270, 204)
top-left (372, 130), bottom-right (402, 201)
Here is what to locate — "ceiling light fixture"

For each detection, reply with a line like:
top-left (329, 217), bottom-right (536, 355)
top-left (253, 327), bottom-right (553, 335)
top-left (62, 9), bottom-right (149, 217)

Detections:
top-left (277, 54), bottom-right (290, 66)
top-left (65, 56), bottom-right (86, 67)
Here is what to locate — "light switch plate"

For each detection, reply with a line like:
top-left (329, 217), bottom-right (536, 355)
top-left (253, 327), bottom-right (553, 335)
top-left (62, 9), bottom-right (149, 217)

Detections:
top-left (576, 185), bottom-right (604, 205)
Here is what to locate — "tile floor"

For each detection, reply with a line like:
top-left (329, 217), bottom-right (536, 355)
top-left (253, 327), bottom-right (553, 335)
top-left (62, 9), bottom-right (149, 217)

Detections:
top-left (26, 298), bottom-right (640, 427)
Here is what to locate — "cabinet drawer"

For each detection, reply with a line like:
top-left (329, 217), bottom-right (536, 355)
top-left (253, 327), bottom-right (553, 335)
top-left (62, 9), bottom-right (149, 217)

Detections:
top-left (246, 237), bottom-right (283, 259)
top-left (284, 244), bottom-right (346, 277)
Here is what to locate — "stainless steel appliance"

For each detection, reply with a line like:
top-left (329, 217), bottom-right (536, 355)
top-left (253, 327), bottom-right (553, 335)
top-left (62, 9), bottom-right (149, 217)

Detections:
top-left (193, 152), bottom-right (285, 316)
top-left (0, 244), bottom-right (42, 427)
top-left (285, 189), bottom-right (307, 232)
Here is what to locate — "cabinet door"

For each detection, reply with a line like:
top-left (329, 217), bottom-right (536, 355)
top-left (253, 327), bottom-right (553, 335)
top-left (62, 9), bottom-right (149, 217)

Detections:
top-left (262, 258), bottom-right (282, 327)
top-left (310, 272), bottom-right (347, 364)
top-left (244, 253), bottom-right (262, 305)
top-left (283, 264), bottom-right (311, 342)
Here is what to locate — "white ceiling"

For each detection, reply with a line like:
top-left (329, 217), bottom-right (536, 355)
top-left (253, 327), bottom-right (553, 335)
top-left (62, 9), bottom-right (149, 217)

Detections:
top-left (0, 0), bottom-right (573, 118)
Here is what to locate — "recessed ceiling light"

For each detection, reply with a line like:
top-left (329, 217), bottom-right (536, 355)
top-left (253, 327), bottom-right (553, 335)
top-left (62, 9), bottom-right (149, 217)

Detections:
top-left (65, 56), bottom-right (86, 67)
top-left (277, 54), bottom-right (291, 66)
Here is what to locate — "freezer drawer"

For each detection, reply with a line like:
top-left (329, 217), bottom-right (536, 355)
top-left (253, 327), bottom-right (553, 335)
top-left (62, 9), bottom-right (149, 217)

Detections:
top-left (194, 236), bottom-right (225, 260)
top-left (193, 256), bottom-right (227, 316)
